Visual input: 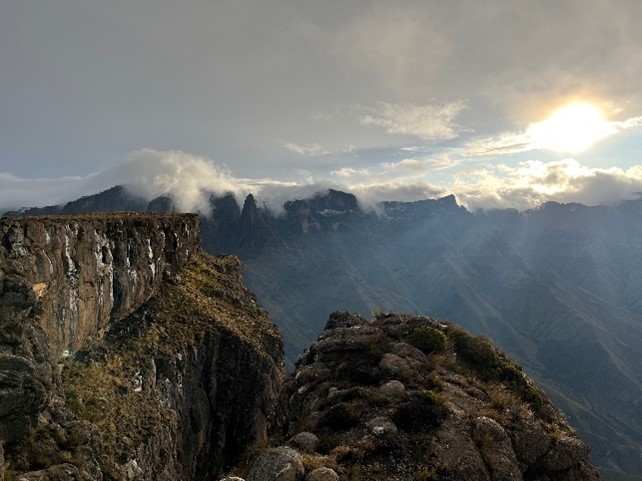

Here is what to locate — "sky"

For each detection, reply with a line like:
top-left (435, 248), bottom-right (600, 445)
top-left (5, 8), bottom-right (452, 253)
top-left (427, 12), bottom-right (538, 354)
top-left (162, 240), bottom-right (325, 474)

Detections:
top-left (2, 0), bottom-right (642, 213)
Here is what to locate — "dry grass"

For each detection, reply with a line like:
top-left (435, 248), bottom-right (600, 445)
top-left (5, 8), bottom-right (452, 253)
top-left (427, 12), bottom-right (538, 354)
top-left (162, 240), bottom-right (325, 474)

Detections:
top-left (59, 251), bottom-right (281, 478)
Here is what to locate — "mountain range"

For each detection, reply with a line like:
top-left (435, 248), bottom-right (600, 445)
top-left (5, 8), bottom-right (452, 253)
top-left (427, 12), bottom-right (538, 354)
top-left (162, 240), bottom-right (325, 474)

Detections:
top-left (4, 185), bottom-right (642, 480)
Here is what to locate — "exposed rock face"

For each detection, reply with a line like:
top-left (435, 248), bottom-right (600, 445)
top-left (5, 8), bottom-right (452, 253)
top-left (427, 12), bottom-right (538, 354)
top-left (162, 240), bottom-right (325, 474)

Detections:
top-left (248, 312), bottom-right (598, 481)
top-left (0, 214), bottom-right (284, 480)
top-left (0, 213), bottom-right (200, 357)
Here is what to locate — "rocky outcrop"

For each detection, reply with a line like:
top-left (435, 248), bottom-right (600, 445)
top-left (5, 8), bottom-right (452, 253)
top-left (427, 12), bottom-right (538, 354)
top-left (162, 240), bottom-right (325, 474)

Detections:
top-left (222, 312), bottom-right (599, 481)
top-left (0, 214), bottom-right (284, 480)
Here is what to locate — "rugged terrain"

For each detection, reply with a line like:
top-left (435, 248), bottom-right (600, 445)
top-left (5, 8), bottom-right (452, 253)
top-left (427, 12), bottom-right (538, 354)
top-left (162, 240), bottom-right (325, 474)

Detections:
top-left (221, 311), bottom-right (598, 481)
top-left (0, 212), bottom-right (600, 480)
top-left (4, 187), bottom-right (639, 479)
top-left (0, 214), bottom-right (283, 480)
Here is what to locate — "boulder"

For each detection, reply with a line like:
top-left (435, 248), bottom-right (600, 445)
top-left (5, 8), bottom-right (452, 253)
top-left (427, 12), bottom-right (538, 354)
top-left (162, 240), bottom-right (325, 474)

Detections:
top-left (287, 431), bottom-right (319, 452)
top-left (305, 467), bottom-right (339, 481)
top-left (247, 447), bottom-right (304, 481)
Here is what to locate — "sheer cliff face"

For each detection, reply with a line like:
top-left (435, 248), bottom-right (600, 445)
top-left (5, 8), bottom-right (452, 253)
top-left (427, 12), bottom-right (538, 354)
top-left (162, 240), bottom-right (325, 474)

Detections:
top-left (0, 213), bottom-right (200, 357)
top-left (0, 214), bottom-right (284, 480)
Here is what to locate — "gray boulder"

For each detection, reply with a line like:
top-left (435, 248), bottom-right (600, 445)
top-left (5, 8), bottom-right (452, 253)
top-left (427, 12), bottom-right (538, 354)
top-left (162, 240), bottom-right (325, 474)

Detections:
top-left (378, 380), bottom-right (405, 396)
top-left (287, 431), bottom-right (319, 452)
top-left (305, 467), bottom-right (339, 481)
top-left (247, 447), bottom-right (304, 481)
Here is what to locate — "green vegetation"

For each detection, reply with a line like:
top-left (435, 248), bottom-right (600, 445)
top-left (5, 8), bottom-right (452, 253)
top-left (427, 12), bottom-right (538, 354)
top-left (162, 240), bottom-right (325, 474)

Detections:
top-left (391, 389), bottom-right (447, 432)
top-left (445, 325), bottom-right (546, 416)
top-left (56, 252), bottom-right (281, 478)
top-left (62, 356), bottom-right (176, 479)
top-left (407, 327), bottom-right (447, 354)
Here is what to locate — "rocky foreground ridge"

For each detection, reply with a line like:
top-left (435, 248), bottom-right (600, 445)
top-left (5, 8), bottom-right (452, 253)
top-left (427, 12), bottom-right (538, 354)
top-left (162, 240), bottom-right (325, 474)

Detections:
top-left (0, 214), bottom-right (598, 480)
top-left (220, 312), bottom-right (599, 481)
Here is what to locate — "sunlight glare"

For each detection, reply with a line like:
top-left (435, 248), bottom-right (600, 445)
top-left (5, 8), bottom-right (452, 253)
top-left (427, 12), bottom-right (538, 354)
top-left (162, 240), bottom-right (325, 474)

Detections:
top-left (527, 103), bottom-right (615, 153)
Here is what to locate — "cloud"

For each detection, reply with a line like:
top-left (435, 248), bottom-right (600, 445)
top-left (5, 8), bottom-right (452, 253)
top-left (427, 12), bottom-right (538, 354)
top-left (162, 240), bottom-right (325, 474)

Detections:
top-left (330, 155), bottom-right (460, 184)
top-left (452, 158), bottom-right (642, 211)
top-left (347, 181), bottom-right (446, 212)
top-left (113, 149), bottom-right (253, 213)
top-left (466, 113), bottom-right (642, 157)
top-left (0, 149), bottom-right (253, 214)
top-left (330, 167), bottom-right (372, 178)
top-left (328, 158), bottom-right (642, 213)
top-left (358, 101), bottom-right (467, 141)
top-left (3, 149), bottom-right (642, 218)
top-left (0, 173), bottom-right (87, 213)
top-left (379, 157), bottom-right (461, 173)
top-left (285, 142), bottom-right (331, 157)
top-left (340, 3), bottom-right (453, 98)
top-left (381, 158), bottom-right (425, 172)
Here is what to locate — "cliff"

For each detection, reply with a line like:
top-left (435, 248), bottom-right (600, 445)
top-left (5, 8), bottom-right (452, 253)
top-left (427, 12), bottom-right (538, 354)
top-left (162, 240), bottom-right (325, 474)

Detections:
top-left (0, 214), bottom-right (283, 480)
top-left (1, 213), bottom-right (200, 358)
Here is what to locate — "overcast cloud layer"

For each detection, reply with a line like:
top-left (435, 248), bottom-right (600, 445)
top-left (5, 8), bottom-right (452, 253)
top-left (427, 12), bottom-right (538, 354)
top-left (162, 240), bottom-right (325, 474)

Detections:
top-left (2, 1), bottom-right (642, 211)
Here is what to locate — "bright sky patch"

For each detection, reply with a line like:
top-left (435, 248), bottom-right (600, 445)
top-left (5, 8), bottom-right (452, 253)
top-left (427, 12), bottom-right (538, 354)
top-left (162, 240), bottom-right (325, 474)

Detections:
top-left (527, 103), bottom-right (616, 153)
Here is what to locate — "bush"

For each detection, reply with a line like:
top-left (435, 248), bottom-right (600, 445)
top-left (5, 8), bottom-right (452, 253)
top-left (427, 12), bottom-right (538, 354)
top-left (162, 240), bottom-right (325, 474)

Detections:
top-left (407, 328), bottom-right (447, 354)
top-left (446, 326), bottom-right (498, 375)
top-left (316, 434), bottom-right (342, 455)
top-left (446, 325), bottom-right (546, 416)
top-left (391, 390), bottom-right (447, 432)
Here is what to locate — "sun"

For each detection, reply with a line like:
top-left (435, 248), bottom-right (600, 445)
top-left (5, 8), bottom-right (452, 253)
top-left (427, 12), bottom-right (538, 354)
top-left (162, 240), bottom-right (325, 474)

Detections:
top-left (527, 103), bottom-right (615, 154)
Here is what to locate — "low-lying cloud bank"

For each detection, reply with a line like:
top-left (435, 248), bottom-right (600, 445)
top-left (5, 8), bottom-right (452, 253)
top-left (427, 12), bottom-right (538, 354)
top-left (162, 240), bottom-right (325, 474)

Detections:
top-left (0, 149), bottom-right (253, 214)
top-left (2, 149), bottom-right (642, 215)
top-left (452, 159), bottom-right (642, 211)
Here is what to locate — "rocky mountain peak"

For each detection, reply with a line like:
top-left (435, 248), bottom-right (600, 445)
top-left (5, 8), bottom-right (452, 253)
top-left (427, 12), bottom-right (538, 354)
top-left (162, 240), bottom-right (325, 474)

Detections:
top-left (309, 189), bottom-right (359, 213)
top-left (234, 194), bottom-right (274, 251)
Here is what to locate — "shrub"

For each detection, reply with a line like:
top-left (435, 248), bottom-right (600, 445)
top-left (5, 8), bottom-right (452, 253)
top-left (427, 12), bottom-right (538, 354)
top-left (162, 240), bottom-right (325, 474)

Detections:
top-left (317, 434), bottom-right (342, 455)
top-left (391, 390), bottom-right (447, 432)
top-left (300, 453), bottom-right (337, 472)
top-left (446, 326), bottom-right (498, 375)
top-left (407, 328), bottom-right (447, 354)
top-left (446, 325), bottom-right (547, 416)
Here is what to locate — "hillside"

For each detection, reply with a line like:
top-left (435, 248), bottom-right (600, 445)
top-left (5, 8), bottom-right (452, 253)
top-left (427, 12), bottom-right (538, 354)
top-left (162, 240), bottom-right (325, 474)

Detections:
top-left (219, 311), bottom-right (598, 481)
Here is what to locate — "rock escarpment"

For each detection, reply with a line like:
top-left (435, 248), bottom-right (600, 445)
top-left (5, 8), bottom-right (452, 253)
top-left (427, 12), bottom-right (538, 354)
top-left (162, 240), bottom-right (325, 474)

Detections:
top-left (0, 213), bottom-right (200, 357)
top-left (0, 214), bottom-right (283, 480)
top-left (221, 312), bottom-right (599, 481)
